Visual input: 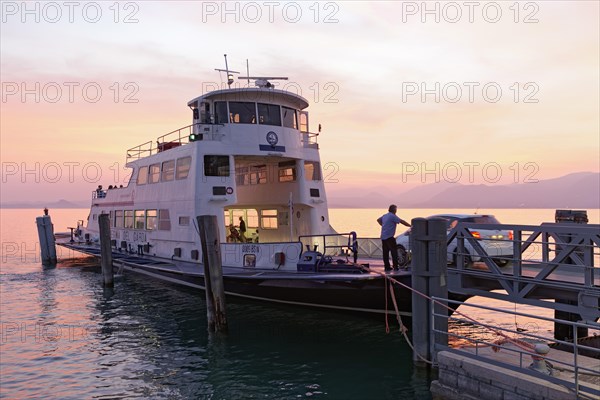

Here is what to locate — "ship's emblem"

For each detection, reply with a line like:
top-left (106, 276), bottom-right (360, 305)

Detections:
top-left (266, 131), bottom-right (278, 146)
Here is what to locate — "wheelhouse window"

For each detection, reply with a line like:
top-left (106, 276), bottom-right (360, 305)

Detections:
top-left (282, 107), bottom-right (297, 129)
top-left (258, 103), bottom-right (281, 126)
top-left (134, 210), bottom-right (146, 229)
top-left (204, 155), bottom-right (230, 177)
top-left (124, 210), bottom-right (134, 229)
top-left (299, 111), bottom-right (308, 133)
top-left (148, 164), bottom-right (160, 183)
top-left (146, 209), bottom-right (157, 231)
top-left (161, 160), bottom-right (175, 182)
top-left (176, 157), bottom-right (191, 180)
top-left (278, 160), bottom-right (296, 182)
top-left (261, 209), bottom-right (278, 229)
top-left (304, 161), bottom-right (322, 181)
top-left (229, 102), bottom-right (256, 124)
top-left (115, 210), bottom-right (124, 228)
top-left (215, 101), bottom-right (228, 124)
top-left (178, 216), bottom-right (190, 226)
top-left (137, 166), bottom-right (148, 185)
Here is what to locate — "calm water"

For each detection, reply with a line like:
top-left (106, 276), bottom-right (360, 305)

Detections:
top-left (1, 208), bottom-right (597, 399)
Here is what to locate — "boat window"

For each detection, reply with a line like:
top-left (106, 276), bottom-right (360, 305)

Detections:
top-left (178, 216), bottom-right (190, 226)
top-left (229, 102), bottom-right (256, 124)
top-left (115, 210), bottom-right (124, 228)
top-left (158, 209), bottom-right (171, 230)
top-left (134, 210), bottom-right (145, 229)
top-left (204, 155), bottom-right (230, 177)
top-left (146, 209), bottom-right (157, 230)
top-left (148, 164), bottom-right (160, 184)
top-left (304, 161), bottom-right (322, 181)
top-left (299, 111), bottom-right (308, 133)
top-left (161, 160), bottom-right (175, 182)
top-left (124, 210), bottom-right (134, 229)
top-left (282, 107), bottom-right (297, 129)
top-left (137, 166), bottom-right (148, 185)
top-left (278, 160), bottom-right (296, 182)
top-left (261, 209), bottom-right (278, 229)
top-left (236, 165), bottom-right (267, 186)
top-left (258, 103), bottom-right (281, 126)
top-left (176, 157), bottom-right (191, 180)
top-left (247, 209), bottom-right (259, 228)
top-left (215, 101), bottom-right (228, 124)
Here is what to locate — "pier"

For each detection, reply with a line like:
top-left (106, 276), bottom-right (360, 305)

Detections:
top-left (406, 219), bottom-right (600, 399)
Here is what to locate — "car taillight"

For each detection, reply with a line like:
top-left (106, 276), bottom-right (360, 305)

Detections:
top-left (471, 231), bottom-right (481, 239)
top-left (509, 231), bottom-right (513, 241)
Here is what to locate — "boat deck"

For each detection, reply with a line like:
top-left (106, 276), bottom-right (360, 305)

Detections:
top-left (58, 241), bottom-right (410, 281)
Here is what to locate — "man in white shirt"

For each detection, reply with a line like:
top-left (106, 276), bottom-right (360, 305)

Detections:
top-left (377, 204), bottom-right (411, 271)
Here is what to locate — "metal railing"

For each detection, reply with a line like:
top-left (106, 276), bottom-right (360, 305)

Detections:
top-left (126, 123), bottom-right (225, 162)
top-left (447, 222), bottom-right (600, 322)
top-left (298, 233), bottom-right (387, 260)
top-left (432, 296), bottom-right (600, 398)
top-left (301, 131), bottom-right (319, 148)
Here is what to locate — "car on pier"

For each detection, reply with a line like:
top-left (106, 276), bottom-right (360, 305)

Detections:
top-left (395, 214), bottom-right (513, 267)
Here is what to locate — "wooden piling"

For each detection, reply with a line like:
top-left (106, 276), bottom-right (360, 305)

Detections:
top-left (197, 215), bottom-right (228, 333)
top-left (36, 215), bottom-right (57, 265)
top-left (411, 217), bottom-right (448, 366)
top-left (98, 214), bottom-right (114, 287)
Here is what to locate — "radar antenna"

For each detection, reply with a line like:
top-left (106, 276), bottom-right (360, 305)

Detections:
top-left (238, 76), bottom-right (288, 88)
top-left (215, 54), bottom-right (240, 88)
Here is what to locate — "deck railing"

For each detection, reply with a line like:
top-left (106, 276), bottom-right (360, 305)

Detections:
top-left (126, 123), bottom-right (225, 162)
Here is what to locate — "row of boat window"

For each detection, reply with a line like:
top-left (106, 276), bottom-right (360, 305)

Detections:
top-left (137, 156), bottom-right (322, 185)
top-left (136, 155), bottom-right (230, 184)
top-left (236, 161), bottom-right (322, 185)
top-left (212, 101), bottom-right (305, 129)
top-left (95, 208), bottom-right (281, 231)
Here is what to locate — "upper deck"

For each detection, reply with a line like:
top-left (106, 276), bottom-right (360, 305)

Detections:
top-left (126, 87), bottom-right (320, 163)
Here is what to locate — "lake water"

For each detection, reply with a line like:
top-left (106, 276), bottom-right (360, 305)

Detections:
top-left (1, 208), bottom-right (597, 399)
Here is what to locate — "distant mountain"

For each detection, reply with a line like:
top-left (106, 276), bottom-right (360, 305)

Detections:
top-left (328, 172), bottom-right (600, 209)
top-left (0, 199), bottom-right (88, 209)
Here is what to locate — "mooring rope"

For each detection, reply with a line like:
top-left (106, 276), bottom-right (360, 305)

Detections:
top-left (377, 270), bottom-right (537, 361)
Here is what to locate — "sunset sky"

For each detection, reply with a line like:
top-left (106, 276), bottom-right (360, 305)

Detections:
top-left (1, 1), bottom-right (599, 204)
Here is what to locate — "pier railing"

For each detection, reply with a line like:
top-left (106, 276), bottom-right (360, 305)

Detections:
top-left (126, 123), bottom-right (225, 162)
top-left (431, 296), bottom-right (600, 398)
top-left (448, 222), bottom-right (600, 322)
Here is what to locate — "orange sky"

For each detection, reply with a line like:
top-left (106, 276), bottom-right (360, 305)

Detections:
top-left (1, 1), bottom-right (598, 203)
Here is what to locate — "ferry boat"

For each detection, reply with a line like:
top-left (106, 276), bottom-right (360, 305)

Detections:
top-left (57, 59), bottom-right (417, 316)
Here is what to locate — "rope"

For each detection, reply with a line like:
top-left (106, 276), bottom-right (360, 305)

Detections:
top-left (376, 270), bottom-right (537, 358)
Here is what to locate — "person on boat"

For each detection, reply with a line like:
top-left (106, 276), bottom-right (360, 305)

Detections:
top-left (228, 224), bottom-right (241, 242)
top-left (377, 204), bottom-right (411, 272)
top-left (238, 216), bottom-right (247, 242)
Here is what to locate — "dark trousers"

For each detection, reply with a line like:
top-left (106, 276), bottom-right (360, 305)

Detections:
top-left (382, 237), bottom-right (399, 269)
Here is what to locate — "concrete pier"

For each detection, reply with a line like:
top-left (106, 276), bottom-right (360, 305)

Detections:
top-left (431, 349), bottom-right (599, 400)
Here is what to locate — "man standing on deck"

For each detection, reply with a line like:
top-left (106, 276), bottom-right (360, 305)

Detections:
top-left (238, 216), bottom-right (247, 242)
top-left (377, 205), bottom-right (411, 271)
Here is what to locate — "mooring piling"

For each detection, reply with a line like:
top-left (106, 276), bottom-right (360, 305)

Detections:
top-left (98, 213), bottom-right (114, 287)
top-left (36, 211), bottom-right (57, 265)
top-left (197, 215), bottom-right (228, 333)
top-left (411, 217), bottom-right (448, 366)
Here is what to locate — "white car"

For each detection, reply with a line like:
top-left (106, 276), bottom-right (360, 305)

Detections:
top-left (395, 214), bottom-right (513, 267)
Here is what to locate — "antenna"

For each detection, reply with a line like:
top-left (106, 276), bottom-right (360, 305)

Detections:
top-left (246, 59), bottom-right (250, 86)
top-left (214, 54), bottom-right (240, 88)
